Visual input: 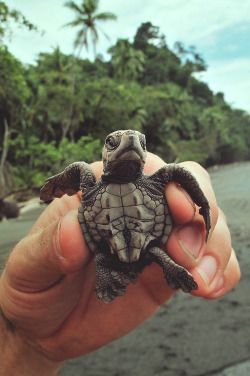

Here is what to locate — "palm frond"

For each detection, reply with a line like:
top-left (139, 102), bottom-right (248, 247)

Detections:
top-left (84, 0), bottom-right (99, 14)
top-left (94, 12), bottom-right (117, 21)
top-left (96, 25), bottom-right (111, 41)
top-left (91, 26), bottom-right (98, 43)
top-left (74, 28), bottom-right (88, 50)
top-left (64, 0), bottom-right (117, 57)
top-left (64, 1), bottom-right (84, 15)
top-left (64, 17), bottom-right (85, 28)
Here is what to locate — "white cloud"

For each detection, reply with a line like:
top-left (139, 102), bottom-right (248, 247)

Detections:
top-left (199, 58), bottom-right (250, 112)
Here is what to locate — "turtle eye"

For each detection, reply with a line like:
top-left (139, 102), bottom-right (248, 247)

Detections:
top-left (106, 136), bottom-right (118, 150)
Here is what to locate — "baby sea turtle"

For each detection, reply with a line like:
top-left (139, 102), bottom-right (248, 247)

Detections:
top-left (40, 130), bottom-right (211, 303)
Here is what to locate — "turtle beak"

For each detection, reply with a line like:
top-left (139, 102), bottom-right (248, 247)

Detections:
top-left (116, 133), bottom-right (145, 162)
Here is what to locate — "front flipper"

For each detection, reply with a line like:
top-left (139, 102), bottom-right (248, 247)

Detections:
top-left (151, 163), bottom-right (211, 241)
top-left (40, 162), bottom-right (95, 201)
top-left (148, 247), bottom-right (198, 293)
top-left (94, 253), bottom-right (138, 303)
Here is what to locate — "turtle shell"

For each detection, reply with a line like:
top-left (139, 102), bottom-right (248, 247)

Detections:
top-left (78, 177), bottom-right (172, 263)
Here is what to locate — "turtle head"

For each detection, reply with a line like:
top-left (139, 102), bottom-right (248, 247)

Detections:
top-left (102, 130), bottom-right (147, 182)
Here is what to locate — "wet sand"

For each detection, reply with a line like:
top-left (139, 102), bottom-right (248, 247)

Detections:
top-left (1, 162), bottom-right (250, 376)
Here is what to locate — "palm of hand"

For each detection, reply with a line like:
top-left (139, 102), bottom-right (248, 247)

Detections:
top-left (2, 163), bottom-right (174, 361)
top-left (0, 156), bottom-right (239, 362)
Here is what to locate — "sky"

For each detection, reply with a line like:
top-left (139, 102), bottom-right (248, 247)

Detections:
top-left (5, 0), bottom-right (250, 113)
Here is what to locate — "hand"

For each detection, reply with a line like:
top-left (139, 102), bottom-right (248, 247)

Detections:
top-left (0, 153), bottom-right (240, 375)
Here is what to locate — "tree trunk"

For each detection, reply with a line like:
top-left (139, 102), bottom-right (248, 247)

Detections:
top-left (60, 119), bottom-right (71, 143)
top-left (63, 55), bottom-right (78, 143)
top-left (0, 118), bottom-right (11, 197)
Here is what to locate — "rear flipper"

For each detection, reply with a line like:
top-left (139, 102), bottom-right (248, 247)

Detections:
top-left (147, 246), bottom-right (198, 292)
top-left (94, 253), bottom-right (138, 303)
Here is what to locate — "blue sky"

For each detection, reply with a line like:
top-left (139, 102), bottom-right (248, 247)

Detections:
top-left (5, 0), bottom-right (250, 113)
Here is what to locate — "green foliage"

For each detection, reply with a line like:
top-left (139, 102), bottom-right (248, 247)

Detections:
top-left (0, 1), bottom-right (38, 43)
top-left (109, 39), bottom-right (145, 81)
top-left (134, 22), bottom-right (160, 51)
top-left (0, 45), bottom-right (31, 131)
top-left (1, 10), bottom-right (250, 192)
top-left (9, 135), bottom-right (102, 187)
top-left (166, 139), bottom-right (209, 165)
top-left (174, 42), bottom-right (207, 73)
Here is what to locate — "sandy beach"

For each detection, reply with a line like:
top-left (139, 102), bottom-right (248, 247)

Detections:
top-left (1, 162), bottom-right (250, 376)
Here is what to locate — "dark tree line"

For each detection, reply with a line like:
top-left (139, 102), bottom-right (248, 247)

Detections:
top-left (1, 2), bottom-right (250, 196)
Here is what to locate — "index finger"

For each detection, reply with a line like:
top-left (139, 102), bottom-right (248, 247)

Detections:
top-left (144, 154), bottom-right (218, 232)
top-left (180, 161), bottom-right (218, 232)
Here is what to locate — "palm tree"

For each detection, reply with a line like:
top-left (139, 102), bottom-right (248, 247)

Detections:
top-left (109, 39), bottom-right (145, 81)
top-left (63, 1), bottom-right (116, 136)
top-left (64, 0), bottom-right (117, 57)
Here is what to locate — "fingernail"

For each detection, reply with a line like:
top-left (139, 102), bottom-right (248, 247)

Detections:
top-left (196, 255), bottom-right (217, 285)
top-left (54, 217), bottom-right (64, 258)
top-left (176, 184), bottom-right (196, 211)
top-left (176, 225), bottom-right (203, 259)
top-left (215, 276), bottom-right (224, 293)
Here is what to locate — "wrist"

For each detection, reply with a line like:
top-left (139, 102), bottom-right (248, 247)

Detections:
top-left (0, 309), bottom-right (62, 376)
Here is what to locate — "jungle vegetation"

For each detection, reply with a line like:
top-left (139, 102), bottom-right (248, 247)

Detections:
top-left (1, 0), bottom-right (250, 196)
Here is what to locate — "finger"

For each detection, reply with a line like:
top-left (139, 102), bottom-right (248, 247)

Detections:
top-left (166, 218), bottom-right (206, 269)
top-left (145, 156), bottom-right (218, 230)
top-left (33, 191), bottom-right (81, 231)
top-left (144, 152), bottom-right (165, 173)
top-left (190, 208), bottom-right (233, 297)
top-left (165, 182), bottom-right (196, 225)
top-left (165, 170), bottom-right (219, 270)
top-left (91, 161), bottom-right (103, 180)
top-left (4, 207), bottom-right (91, 293)
top-left (146, 154), bottom-right (196, 223)
top-left (166, 206), bottom-right (230, 286)
top-left (205, 248), bottom-right (241, 299)
top-left (179, 161), bottom-right (219, 232)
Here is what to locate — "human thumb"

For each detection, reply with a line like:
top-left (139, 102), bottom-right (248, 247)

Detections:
top-left (4, 210), bottom-right (91, 293)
